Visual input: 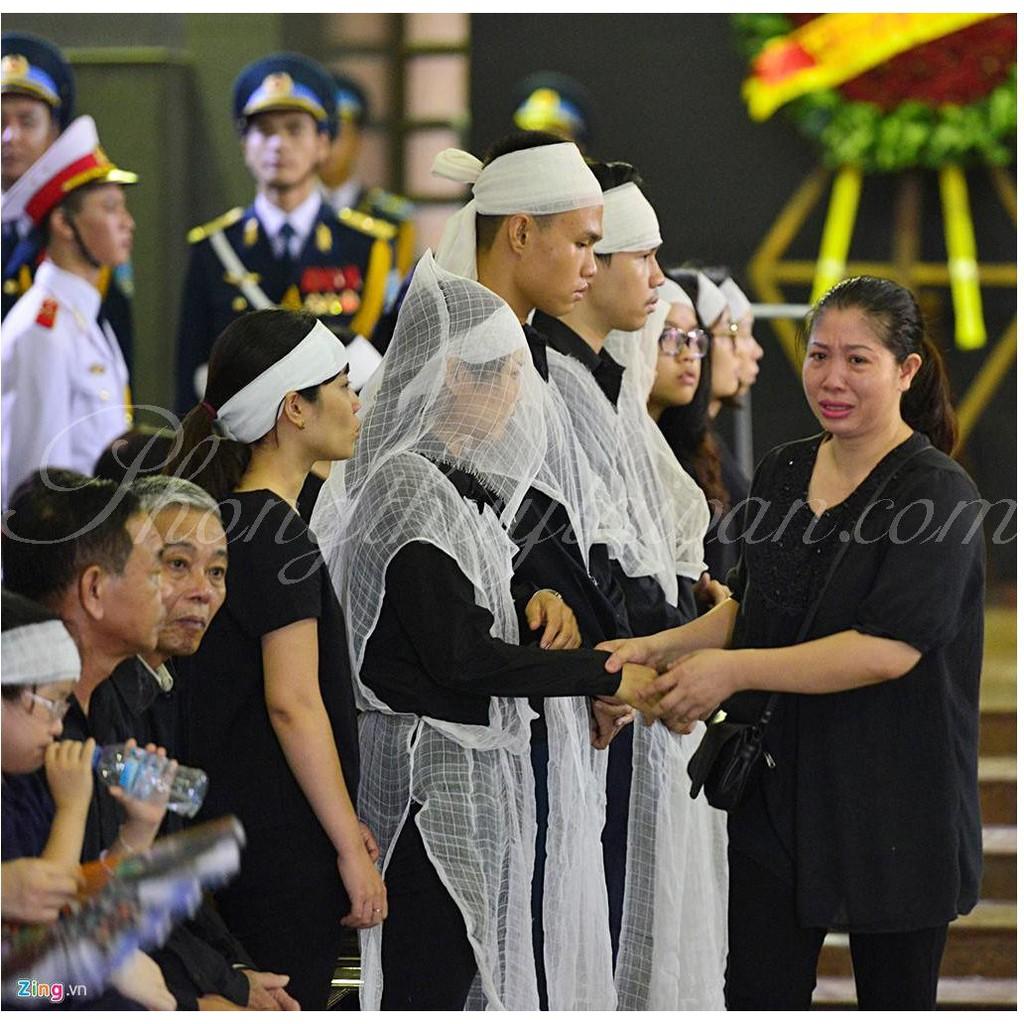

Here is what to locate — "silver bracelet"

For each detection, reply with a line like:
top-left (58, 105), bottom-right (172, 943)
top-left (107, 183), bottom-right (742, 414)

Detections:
top-left (535, 588), bottom-right (563, 602)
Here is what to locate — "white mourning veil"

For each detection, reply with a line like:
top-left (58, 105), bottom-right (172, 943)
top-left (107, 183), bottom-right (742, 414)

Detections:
top-left (312, 252), bottom-right (614, 1010)
top-left (545, 327), bottom-right (728, 1009)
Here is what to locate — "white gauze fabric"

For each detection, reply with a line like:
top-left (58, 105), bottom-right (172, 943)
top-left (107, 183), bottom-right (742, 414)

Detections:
top-left (546, 345), bottom-right (685, 604)
top-left (593, 183), bottom-right (662, 255)
top-left (604, 300), bottom-right (709, 581)
top-left (1, 621), bottom-right (81, 685)
top-left (431, 143), bottom-right (603, 281)
top-left (603, 305), bottom-right (729, 1011)
top-left (312, 252), bottom-right (606, 1010)
top-left (695, 271), bottom-right (728, 328)
top-left (718, 277), bottom-right (752, 320)
top-left (216, 320), bottom-right (349, 442)
top-left (546, 318), bottom-right (727, 1010)
top-left (658, 278), bottom-right (694, 310)
top-left (614, 719), bottom-right (729, 1010)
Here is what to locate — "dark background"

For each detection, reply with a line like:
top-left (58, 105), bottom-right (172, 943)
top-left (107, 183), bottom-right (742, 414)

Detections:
top-left (471, 14), bottom-right (1016, 583)
top-left (5, 13), bottom-right (1016, 582)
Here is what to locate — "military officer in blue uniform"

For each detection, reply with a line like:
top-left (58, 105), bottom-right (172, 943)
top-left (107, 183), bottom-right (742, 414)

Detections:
top-left (2, 32), bottom-right (135, 371)
top-left (319, 72), bottom-right (416, 280)
top-left (175, 53), bottom-right (394, 411)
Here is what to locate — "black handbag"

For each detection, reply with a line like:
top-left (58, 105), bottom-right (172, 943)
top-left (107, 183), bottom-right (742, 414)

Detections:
top-left (686, 694), bottom-right (779, 812)
top-left (686, 441), bottom-right (927, 812)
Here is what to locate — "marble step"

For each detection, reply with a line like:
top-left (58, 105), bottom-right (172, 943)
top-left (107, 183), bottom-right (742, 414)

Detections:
top-left (813, 975), bottom-right (1017, 1009)
top-left (980, 756), bottom-right (1016, 825)
top-left (817, 900), bottom-right (1016, 979)
top-left (982, 825), bottom-right (1016, 900)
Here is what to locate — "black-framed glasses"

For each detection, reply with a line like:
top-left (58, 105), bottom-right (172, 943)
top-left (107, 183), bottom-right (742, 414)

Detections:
top-left (24, 691), bottom-right (71, 723)
top-left (658, 326), bottom-right (709, 358)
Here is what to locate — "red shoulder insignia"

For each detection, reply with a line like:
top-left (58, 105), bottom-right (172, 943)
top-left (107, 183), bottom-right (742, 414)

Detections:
top-left (35, 298), bottom-right (58, 329)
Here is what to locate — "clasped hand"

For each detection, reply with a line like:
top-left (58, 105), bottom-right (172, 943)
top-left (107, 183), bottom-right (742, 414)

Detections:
top-left (599, 638), bottom-right (739, 733)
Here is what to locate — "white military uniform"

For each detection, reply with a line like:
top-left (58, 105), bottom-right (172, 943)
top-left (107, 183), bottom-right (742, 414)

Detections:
top-left (2, 260), bottom-right (130, 506)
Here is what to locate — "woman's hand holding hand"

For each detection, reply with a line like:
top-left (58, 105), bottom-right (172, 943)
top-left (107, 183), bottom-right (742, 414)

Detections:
top-left (597, 632), bottom-right (671, 674)
top-left (649, 649), bottom-right (742, 732)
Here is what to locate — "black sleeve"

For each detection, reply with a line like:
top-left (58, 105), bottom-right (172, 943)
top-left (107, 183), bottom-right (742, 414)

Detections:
top-left (511, 579), bottom-right (537, 641)
top-left (188, 896), bottom-right (256, 970)
top-left (225, 498), bottom-right (322, 639)
top-left (150, 920), bottom-right (251, 1008)
top-left (852, 464), bottom-right (987, 654)
top-left (385, 541), bottom-right (620, 699)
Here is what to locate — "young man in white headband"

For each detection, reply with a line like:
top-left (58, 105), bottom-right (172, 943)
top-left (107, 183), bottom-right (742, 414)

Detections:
top-left (537, 162), bottom-right (729, 1009)
top-left (434, 133), bottom-right (628, 640)
top-left (432, 132), bottom-right (641, 1009)
top-left (534, 162), bottom-right (689, 630)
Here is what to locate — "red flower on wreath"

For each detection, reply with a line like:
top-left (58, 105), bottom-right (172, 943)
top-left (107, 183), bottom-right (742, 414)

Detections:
top-left (789, 13), bottom-right (1017, 111)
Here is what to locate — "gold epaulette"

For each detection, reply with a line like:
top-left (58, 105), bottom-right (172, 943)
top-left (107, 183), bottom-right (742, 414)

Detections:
top-left (365, 186), bottom-right (415, 222)
top-left (338, 206), bottom-right (397, 242)
top-left (187, 207), bottom-right (245, 245)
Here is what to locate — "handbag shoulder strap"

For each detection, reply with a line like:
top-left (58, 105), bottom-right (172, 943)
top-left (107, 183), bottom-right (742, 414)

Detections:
top-left (759, 440), bottom-right (929, 722)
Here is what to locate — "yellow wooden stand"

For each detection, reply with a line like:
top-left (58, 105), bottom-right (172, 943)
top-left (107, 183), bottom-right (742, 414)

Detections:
top-left (747, 165), bottom-right (1016, 455)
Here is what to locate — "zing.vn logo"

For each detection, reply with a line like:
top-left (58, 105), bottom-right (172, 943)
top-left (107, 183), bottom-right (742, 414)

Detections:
top-left (16, 980), bottom-right (86, 1003)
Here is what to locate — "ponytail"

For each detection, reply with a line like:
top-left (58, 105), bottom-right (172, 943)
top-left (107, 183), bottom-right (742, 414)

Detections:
top-left (169, 403), bottom-right (252, 502)
top-left (902, 336), bottom-right (958, 455)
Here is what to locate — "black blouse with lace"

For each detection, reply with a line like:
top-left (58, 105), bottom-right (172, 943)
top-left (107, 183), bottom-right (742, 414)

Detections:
top-left (723, 432), bottom-right (985, 932)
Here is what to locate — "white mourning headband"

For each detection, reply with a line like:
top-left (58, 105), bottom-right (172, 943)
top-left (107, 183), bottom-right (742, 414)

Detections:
top-left (718, 277), bottom-right (752, 319)
top-left (658, 279), bottom-right (694, 310)
top-left (2, 621), bottom-right (81, 686)
top-left (216, 320), bottom-right (349, 443)
top-left (432, 143), bottom-right (603, 279)
top-left (593, 183), bottom-right (662, 255)
top-left (695, 271), bottom-right (728, 328)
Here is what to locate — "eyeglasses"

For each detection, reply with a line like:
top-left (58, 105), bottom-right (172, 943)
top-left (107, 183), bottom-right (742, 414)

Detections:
top-left (658, 326), bottom-right (709, 358)
top-left (24, 691), bottom-right (71, 723)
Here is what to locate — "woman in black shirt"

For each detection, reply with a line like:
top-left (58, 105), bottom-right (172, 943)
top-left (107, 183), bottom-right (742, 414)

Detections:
top-left (603, 277), bottom-right (984, 1010)
top-left (170, 308), bottom-right (385, 1009)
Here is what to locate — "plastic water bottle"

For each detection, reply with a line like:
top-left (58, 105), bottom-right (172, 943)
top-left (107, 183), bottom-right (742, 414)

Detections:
top-left (92, 744), bottom-right (208, 818)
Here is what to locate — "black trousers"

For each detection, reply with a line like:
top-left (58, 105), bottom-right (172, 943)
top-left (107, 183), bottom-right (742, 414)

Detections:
top-left (380, 807), bottom-right (479, 1010)
top-left (725, 847), bottom-right (949, 1010)
top-left (602, 721), bottom-right (633, 965)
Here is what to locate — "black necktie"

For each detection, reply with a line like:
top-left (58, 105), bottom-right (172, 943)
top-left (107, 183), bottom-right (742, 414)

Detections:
top-left (277, 223), bottom-right (296, 277)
